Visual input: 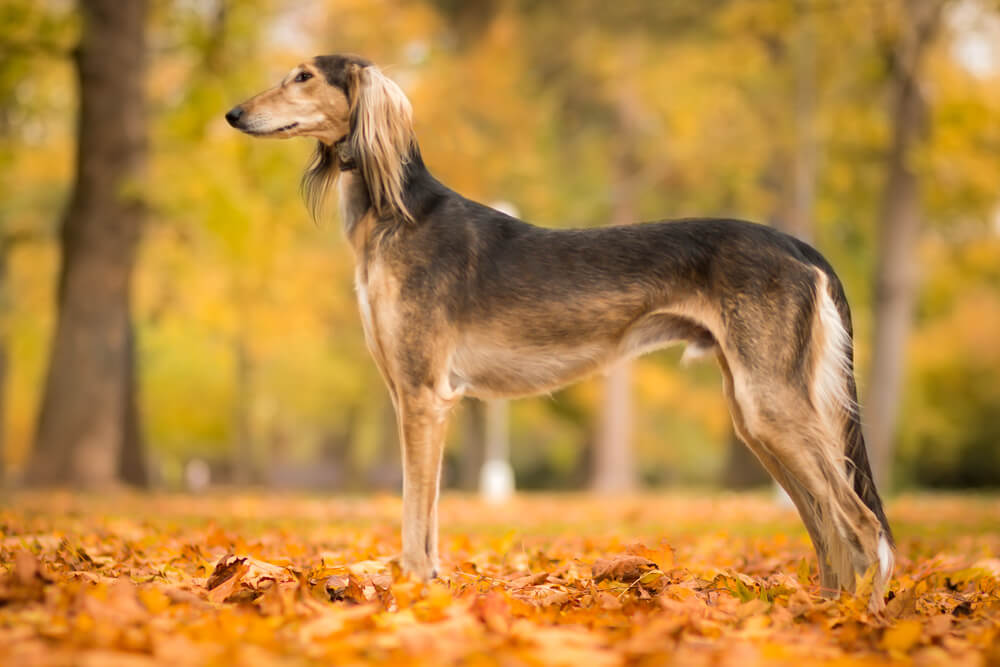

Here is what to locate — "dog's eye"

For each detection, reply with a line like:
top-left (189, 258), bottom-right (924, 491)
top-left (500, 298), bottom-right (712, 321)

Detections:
top-left (294, 71), bottom-right (313, 83)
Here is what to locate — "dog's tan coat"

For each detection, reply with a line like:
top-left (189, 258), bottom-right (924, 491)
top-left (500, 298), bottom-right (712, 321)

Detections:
top-left (227, 55), bottom-right (894, 611)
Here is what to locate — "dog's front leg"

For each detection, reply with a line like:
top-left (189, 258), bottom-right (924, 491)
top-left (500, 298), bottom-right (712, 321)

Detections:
top-left (396, 390), bottom-right (451, 579)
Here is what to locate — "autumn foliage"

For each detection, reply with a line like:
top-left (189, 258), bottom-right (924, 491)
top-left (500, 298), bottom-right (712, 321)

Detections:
top-left (1, 492), bottom-right (998, 665)
top-left (5, 0), bottom-right (1000, 492)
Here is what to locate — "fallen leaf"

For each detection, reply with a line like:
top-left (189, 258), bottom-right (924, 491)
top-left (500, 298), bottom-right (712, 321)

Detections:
top-left (205, 559), bottom-right (250, 604)
top-left (881, 619), bottom-right (923, 654)
top-left (1, 492), bottom-right (998, 665)
top-left (592, 555), bottom-right (657, 583)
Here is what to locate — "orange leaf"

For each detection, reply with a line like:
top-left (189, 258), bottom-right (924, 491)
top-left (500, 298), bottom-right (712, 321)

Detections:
top-left (592, 555), bottom-right (657, 583)
top-left (881, 619), bottom-right (923, 654)
top-left (206, 560), bottom-right (250, 604)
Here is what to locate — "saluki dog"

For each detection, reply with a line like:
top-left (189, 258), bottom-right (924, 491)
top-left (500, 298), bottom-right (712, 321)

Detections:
top-left (226, 54), bottom-right (894, 610)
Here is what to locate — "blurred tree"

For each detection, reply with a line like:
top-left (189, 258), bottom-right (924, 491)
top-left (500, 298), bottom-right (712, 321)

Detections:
top-left (26, 0), bottom-right (148, 487)
top-left (456, 400), bottom-right (486, 491)
top-left (865, 0), bottom-right (947, 487)
top-left (593, 50), bottom-right (642, 493)
top-left (0, 237), bottom-right (13, 483)
top-left (431, 0), bottom-right (499, 48)
top-left (509, 1), bottom-right (729, 491)
top-left (3, 0), bottom-right (996, 490)
top-left (119, 322), bottom-right (146, 485)
top-left (722, 0), bottom-right (820, 488)
top-left (233, 311), bottom-right (254, 484)
top-left (369, 394), bottom-right (402, 490)
top-left (0, 1), bottom-right (74, 482)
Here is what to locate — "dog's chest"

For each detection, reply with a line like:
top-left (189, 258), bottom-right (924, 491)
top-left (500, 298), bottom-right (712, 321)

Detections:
top-left (356, 280), bottom-right (375, 341)
top-left (354, 263), bottom-right (401, 355)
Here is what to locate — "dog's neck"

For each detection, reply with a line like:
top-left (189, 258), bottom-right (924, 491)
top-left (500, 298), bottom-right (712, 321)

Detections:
top-left (337, 169), bottom-right (372, 245)
top-left (332, 138), bottom-right (369, 248)
top-left (333, 141), bottom-right (439, 246)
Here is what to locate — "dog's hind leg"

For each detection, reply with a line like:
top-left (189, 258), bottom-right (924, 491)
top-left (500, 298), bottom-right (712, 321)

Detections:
top-left (721, 355), bottom-right (887, 609)
top-left (712, 264), bottom-right (892, 609)
top-left (395, 385), bottom-right (455, 579)
top-left (717, 353), bottom-right (839, 593)
top-left (762, 411), bottom-right (886, 606)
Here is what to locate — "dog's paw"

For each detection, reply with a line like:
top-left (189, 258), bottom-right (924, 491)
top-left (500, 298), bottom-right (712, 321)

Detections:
top-left (398, 551), bottom-right (439, 580)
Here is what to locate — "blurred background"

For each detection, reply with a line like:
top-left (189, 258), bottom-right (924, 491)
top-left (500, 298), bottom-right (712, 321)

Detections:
top-left (1, 0), bottom-right (999, 495)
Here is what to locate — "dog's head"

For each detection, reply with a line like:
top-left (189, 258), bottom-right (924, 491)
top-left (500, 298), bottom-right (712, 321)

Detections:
top-left (225, 55), bottom-right (364, 143)
top-left (227, 55), bottom-right (416, 222)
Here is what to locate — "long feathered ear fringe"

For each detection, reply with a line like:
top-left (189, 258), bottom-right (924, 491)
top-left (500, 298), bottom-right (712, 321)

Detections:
top-left (350, 66), bottom-right (416, 223)
top-left (300, 141), bottom-right (339, 223)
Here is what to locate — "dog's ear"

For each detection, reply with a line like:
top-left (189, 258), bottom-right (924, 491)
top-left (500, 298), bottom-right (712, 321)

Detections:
top-left (349, 65), bottom-right (415, 222)
top-left (345, 62), bottom-right (364, 114)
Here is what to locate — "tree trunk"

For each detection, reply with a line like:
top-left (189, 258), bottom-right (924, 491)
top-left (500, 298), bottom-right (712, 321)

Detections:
top-left (592, 68), bottom-right (641, 493)
top-left (787, 7), bottom-right (817, 245)
top-left (232, 331), bottom-right (254, 485)
top-left (865, 0), bottom-right (941, 488)
top-left (118, 319), bottom-right (148, 486)
top-left (593, 362), bottom-right (637, 492)
top-left (26, 0), bottom-right (147, 487)
top-left (480, 399), bottom-right (514, 501)
top-left (0, 244), bottom-right (8, 484)
top-left (369, 391), bottom-right (402, 490)
top-left (457, 399), bottom-right (486, 491)
top-left (724, 11), bottom-right (818, 489)
top-left (723, 433), bottom-right (769, 489)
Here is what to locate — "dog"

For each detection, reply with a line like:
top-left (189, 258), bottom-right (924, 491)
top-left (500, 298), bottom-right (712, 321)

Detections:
top-left (226, 54), bottom-right (894, 610)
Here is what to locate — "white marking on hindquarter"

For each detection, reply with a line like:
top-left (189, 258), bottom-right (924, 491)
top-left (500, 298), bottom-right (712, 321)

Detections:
top-left (877, 533), bottom-right (894, 579)
top-left (813, 270), bottom-right (855, 435)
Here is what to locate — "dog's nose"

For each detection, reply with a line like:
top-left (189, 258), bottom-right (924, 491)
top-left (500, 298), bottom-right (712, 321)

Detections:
top-left (225, 106), bottom-right (244, 127)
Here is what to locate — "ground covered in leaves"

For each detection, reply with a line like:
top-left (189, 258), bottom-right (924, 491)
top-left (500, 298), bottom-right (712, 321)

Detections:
top-left (1, 492), bottom-right (998, 666)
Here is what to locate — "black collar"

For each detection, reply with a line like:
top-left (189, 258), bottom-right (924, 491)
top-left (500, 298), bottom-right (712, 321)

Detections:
top-left (335, 139), bottom-right (357, 171)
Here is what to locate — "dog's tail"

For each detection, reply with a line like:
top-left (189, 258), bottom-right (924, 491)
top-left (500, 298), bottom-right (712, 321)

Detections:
top-left (812, 265), bottom-right (894, 584)
top-left (843, 369), bottom-right (893, 547)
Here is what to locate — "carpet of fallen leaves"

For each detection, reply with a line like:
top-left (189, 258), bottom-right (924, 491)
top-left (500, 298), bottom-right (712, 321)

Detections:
top-left (1, 491), bottom-right (998, 666)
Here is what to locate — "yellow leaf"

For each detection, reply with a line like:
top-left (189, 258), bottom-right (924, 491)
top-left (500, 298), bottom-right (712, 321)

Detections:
top-left (348, 560), bottom-right (388, 576)
top-left (138, 588), bottom-right (171, 614)
top-left (796, 558), bottom-right (812, 586)
top-left (881, 619), bottom-right (923, 654)
top-left (637, 569), bottom-right (665, 586)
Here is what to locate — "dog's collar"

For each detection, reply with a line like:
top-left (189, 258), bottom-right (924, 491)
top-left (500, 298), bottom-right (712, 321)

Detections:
top-left (335, 140), bottom-right (357, 171)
